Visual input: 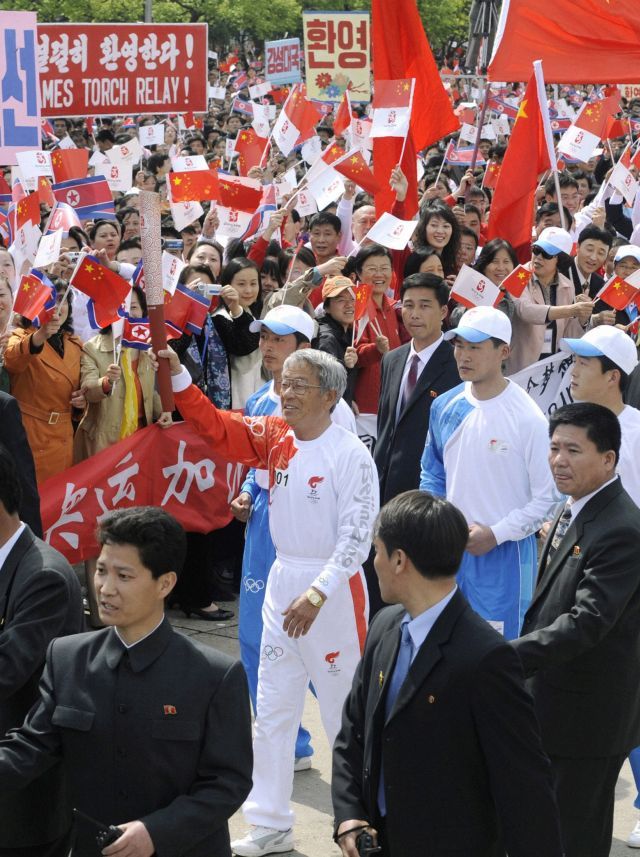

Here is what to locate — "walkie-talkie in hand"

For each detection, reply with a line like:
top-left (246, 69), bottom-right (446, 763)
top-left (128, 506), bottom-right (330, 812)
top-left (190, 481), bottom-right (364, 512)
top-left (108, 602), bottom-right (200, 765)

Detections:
top-left (73, 807), bottom-right (124, 849)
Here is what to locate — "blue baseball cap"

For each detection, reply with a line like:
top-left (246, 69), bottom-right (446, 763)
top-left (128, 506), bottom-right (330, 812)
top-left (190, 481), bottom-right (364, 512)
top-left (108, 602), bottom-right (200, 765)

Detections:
top-left (561, 326), bottom-right (638, 375)
top-left (249, 305), bottom-right (315, 341)
top-left (444, 306), bottom-right (512, 345)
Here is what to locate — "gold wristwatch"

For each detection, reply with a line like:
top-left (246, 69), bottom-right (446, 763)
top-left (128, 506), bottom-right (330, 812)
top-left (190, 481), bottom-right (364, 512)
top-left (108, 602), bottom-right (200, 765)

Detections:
top-left (305, 588), bottom-right (324, 608)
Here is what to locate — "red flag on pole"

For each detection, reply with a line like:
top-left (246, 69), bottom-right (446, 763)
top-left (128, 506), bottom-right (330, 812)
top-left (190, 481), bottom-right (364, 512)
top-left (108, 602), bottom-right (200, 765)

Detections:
top-left (371, 0), bottom-right (459, 217)
top-left (333, 90), bottom-right (353, 138)
top-left (51, 149), bottom-right (89, 183)
top-left (235, 128), bottom-right (268, 176)
top-left (168, 170), bottom-right (220, 203)
top-left (487, 71), bottom-right (550, 256)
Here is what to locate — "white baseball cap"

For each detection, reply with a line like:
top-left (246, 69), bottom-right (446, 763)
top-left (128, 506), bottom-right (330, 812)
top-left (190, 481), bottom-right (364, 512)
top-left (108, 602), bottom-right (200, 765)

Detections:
top-left (534, 227), bottom-right (573, 256)
top-left (249, 305), bottom-right (315, 342)
top-left (614, 244), bottom-right (640, 264)
top-left (444, 306), bottom-right (512, 345)
top-left (561, 326), bottom-right (638, 376)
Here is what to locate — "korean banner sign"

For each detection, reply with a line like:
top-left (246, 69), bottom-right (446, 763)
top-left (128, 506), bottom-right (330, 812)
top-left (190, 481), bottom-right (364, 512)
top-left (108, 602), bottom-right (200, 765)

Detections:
top-left (38, 23), bottom-right (208, 118)
top-left (0, 12), bottom-right (41, 166)
top-left (302, 10), bottom-right (370, 103)
top-left (509, 352), bottom-right (575, 417)
top-left (41, 423), bottom-right (246, 564)
top-left (264, 38), bottom-right (302, 86)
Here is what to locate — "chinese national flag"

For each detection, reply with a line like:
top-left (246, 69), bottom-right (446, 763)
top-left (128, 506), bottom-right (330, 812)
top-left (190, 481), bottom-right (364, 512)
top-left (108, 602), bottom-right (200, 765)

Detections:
top-left (596, 275), bottom-right (640, 311)
top-left (333, 150), bottom-right (381, 196)
top-left (500, 264), bottom-right (532, 298)
top-left (631, 147), bottom-right (640, 171)
top-left (488, 0), bottom-right (640, 83)
top-left (168, 170), bottom-right (220, 203)
top-left (602, 115), bottom-right (627, 141)
top-left (0, 173), bottom-right (10, 196)
top-left (217, 174), bottom-right (262, 213)
top-left (51, 149), bottom-right (89, 183)
top-left (37, 177), bottom-right (56, 208)
top-left (371, 0), bottom-right (459, 217)
top-left (574, 92), bottom-right (620, 137)
top-left (235, 128), bottom-right (268, 176)
top-left (70, 254), bottom-right (131, 323)
top-left (15, 193), bottom-right (41, 231)
top-left (333, 90), bottom-right (352, 137)
top-left (13, 273), bottom-right (55, 321)
top-left (352, 282), bottom-right (373, 320)
top-left (487, 72), bottom-right (550, 257)
top-left (482, 162), bottom-right (501, 189)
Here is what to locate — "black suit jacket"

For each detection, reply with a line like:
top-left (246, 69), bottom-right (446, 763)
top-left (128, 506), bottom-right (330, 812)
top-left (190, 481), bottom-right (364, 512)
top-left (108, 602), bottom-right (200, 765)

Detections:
top-left (513, 478), bottom-right (640, 757)
top-left (374, 341), bottom-right (459, 505)
top-left (0, 618), bottom-right (253, 857)
top-left (332, 591), bottom-right (563, 857)
top-left (0, 525), bottom-right (84, 847)
top-left (0, 391), bottom-right (42, 536)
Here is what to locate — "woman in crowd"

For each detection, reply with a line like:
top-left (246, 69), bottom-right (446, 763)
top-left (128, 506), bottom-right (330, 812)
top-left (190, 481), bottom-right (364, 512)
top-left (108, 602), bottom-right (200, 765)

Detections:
top-left (212, 257), bottom-right (262, 409)
top-left (89, 219), bottom-right (121, 263)
top-left (507, 228), bottom-right (593, 374)
top-left (474, 238), bottom-right (519, 320)
top-left (403, 247), bottom-right (446, 278)
top-left (0, 247), bottom-right (16, 291)
top-left (413, 202), bottom-right (461, 278)
top-left (314, 275), bottom-right (358, 405)
top-left (4, 282), bottom-right (85, 483)
top-left (74, 285), bottom-right (168, 460)
top-left (353, 244), bottom-right (402, 414)
top-left (186, 238), bottom-right (224, 279)
top-left (260, 257), bottom-right (284, 300)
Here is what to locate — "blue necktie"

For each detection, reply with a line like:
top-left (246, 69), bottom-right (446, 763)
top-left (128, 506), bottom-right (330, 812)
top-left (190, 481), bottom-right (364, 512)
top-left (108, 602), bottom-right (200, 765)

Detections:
top-left (378, 621), bottom-right (414, 815)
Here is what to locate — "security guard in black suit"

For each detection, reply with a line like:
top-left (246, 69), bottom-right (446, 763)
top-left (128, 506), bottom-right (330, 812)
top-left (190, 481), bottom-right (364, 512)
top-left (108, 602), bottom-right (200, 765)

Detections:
top-left (0, 444), bottom-right (84, 857)
top-left (0, 507), bottom-right (252, 857)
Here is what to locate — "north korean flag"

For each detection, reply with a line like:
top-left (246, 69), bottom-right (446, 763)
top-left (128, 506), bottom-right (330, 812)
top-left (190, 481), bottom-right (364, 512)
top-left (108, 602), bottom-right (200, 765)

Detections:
top-left (52, 176), bottom-right (115, 221)
top-left (122, 315), bottom-right (152, 349)
top-left (164, 283), bottom-right (210, 336)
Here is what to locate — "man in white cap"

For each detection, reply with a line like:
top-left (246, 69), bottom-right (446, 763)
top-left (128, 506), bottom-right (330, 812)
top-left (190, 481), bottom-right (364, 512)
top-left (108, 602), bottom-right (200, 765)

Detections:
top-left (562, 325), bottom-right (640, 506)
top-left (420, 307), bottom-right (558, 639)
top-left (229, 305), bottom-right (355, 775)
top-left (508, 227), bottom-right (593, 374)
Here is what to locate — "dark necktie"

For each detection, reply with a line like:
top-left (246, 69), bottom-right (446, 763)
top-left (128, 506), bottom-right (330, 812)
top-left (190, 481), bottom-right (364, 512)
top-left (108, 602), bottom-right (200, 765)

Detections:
top-left (378, 622), bottom-right (414, 815)
top-left (546, 504), bottom-right (572, 566)
top-left (400, 354), bottom-right (420, 414)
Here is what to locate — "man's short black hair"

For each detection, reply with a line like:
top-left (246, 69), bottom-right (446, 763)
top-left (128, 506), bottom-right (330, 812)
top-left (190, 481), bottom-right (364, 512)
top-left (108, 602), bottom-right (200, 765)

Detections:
top-left (459, 225), bottom-right (479, 246)
top-left (375, 491), bottom-right (468, 580)
top-left (544, 172), bottom-right (579, 195)
top-left (95, 129), bottom-right (116, 143)
top-left (0, 443), bottom-right (22, 516)
top-left (577, 224), bottom-right (613, 248)
top-left (549, 402), bottom-right (621, 465)
top-left (309, 212), bottom-right (341, 234)
top-left (596, 355), bottom-right (629, 395)
top-left (400, 272), bottom-right (449, 306)
top-left (97, 507), bottom-right (187, 579)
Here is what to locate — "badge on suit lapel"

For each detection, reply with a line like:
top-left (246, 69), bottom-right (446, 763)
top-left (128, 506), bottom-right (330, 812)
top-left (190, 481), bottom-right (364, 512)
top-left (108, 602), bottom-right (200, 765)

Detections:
top-left (572, 546), bottom-right (581, 557)
top-left (163, 705), bottom-right (177, 715)
top-left (429, 390), bottom-right (438, 398)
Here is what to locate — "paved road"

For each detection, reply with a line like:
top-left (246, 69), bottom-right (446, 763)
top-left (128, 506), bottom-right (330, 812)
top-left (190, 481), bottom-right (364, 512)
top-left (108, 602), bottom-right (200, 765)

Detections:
top-left (169, 604), bottom-right (638, 857)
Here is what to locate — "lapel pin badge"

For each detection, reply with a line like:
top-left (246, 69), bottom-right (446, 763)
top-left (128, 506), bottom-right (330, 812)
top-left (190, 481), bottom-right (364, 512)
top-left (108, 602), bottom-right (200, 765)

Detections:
top-left (163, 704), bottom-right (177, 715)
top-left (378, 670), bottom-right (384, 688)
top-left (572, 546), bottom-right (581, 557)
top-left (427, 694), bottom-right (436, 704)
top-left (429, 390), bottom-right (438, 398)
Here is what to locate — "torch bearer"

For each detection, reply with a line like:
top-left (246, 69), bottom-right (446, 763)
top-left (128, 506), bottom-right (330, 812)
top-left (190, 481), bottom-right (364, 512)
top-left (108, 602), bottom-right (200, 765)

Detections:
top-left (139, 189), bottom-right (174, 412)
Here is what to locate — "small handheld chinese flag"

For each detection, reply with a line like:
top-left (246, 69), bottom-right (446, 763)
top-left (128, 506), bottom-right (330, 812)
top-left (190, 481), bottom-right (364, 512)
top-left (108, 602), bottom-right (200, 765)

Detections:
top-left (217, 174), bottom-right (263, 213)
top-left (70, 254), bottom-right (131, 324)
top-left (500, 264), bottom-right (532, 298)
top-left (13, 271), bottom-right (56, 322)
top-left (596, 276), bottom-right (640, 311)
top-left (333, 90), bottom-right (353, 137)
top-left (235, 128), bottom-right (268, 176)
top-left (333, 150), bottom-right (381, 196)
top-left (51, 149), bottom-right (89, 183)
top-left (168, 170), bottom-right (220, 203)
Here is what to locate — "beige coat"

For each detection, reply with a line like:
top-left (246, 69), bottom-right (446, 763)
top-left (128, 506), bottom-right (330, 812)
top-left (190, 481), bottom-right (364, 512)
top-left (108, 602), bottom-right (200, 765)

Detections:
top-left (506, 272), bottom-right (586, 374)
top-left (74, 333), bottom-right (162, 460)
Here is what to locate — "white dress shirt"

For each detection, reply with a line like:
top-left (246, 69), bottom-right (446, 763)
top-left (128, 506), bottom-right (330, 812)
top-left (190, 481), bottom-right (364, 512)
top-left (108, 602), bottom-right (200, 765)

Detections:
top-left (0, 522), bottom-right (26, 572)
top-left (395, 335), bottom-right (444, 421)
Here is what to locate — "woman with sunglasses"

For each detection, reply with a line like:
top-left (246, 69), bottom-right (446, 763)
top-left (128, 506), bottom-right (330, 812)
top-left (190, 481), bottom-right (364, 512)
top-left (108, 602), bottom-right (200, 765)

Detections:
top-left (507, 227), bottom-right (593, 374)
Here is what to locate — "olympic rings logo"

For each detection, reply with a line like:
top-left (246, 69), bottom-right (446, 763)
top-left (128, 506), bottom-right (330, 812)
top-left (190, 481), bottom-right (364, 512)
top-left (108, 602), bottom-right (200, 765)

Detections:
top-left (244, 578), bottom-right (265, 593)
top-left (262, 645), bottom-right (284, 661)
top-left (243, 416), bottom-right (266, 437)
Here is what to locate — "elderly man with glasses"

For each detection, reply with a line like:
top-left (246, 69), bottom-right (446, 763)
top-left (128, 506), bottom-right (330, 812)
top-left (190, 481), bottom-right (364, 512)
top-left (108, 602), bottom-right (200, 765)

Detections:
top-left (155, 344), bottom-right (378, 857)
top-left (507, 227), bottom-right (593, 374)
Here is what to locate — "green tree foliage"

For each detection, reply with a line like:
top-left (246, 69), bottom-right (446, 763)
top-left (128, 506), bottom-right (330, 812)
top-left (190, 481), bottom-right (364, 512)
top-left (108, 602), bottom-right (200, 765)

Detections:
top-left (10, 0), bottom-right (471, 55)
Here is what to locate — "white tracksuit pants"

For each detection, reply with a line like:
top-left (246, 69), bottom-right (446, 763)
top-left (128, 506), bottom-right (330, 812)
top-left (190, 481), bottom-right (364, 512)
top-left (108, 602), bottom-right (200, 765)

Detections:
top-left (242, 553), bottom-right (368, 830)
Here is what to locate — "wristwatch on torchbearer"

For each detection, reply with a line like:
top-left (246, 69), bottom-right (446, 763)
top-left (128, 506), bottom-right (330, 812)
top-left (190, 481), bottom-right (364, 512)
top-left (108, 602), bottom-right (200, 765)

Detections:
top-left (305, 588), bottom-right (324, 608)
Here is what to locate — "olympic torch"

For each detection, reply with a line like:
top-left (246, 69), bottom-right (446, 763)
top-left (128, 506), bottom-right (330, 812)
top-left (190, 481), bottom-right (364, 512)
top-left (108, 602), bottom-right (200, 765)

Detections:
top-left (139, 189), bottom-right (174, 412)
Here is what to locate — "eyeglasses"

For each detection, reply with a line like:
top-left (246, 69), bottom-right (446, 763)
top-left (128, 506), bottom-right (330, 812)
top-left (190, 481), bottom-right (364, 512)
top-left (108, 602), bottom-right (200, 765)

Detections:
top-left (280, 379), bottom-right (324, 394)
top-left (360, 266), bottom-right (393, 276)
top-left (531, 245), bottom-right (555, 260)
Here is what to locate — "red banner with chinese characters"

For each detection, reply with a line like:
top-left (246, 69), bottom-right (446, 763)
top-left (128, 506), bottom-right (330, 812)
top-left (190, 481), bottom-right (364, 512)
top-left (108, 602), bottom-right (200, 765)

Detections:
top-left (302, 11), bottom-right (370, 103)
top-left (38, 23), bottom-right (208, 118)
top-left (40, 423), bottom-right (246, 564)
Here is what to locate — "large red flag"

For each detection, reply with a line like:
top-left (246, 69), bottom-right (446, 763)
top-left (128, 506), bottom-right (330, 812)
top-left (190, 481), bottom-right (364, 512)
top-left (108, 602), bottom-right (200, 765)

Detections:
top-left (488, 0), bottom-right (640, 83)
top-left (487, 72), bottom-right (550, 256)
top-left (371, 0), bottom-right (459, 217)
